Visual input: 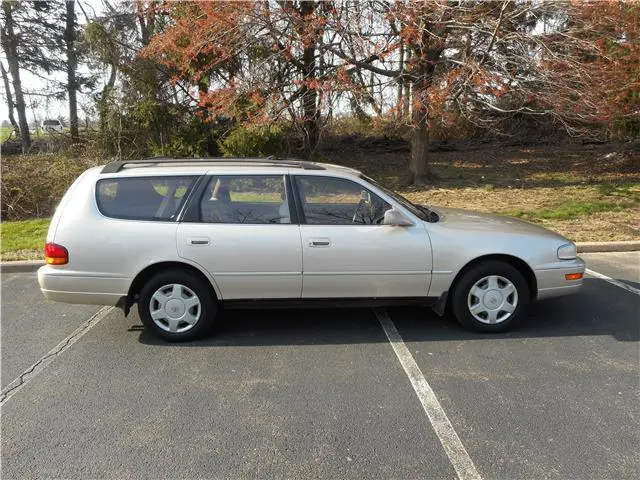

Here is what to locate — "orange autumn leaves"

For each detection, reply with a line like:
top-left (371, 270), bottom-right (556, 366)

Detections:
top-left (140, 0), bottom-right (639, 131)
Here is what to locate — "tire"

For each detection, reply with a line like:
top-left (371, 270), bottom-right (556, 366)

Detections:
top-left (138, 269), bottom-right (217, 342)
top-left (451, 260), bottom-right (530, 333)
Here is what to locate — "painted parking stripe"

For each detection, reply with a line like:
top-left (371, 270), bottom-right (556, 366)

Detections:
top-left (0, 306), bottom-right (114, 406)
top-left (374, 308), bottom-right (482, 480)
top-left (586, 268), bottom-right (640, 296)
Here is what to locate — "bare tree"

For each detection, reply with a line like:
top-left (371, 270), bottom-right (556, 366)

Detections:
top-left (138, 0), bottom-right (636, 176)
top-left (142, 0), bottom-right (333, 158)
top-left (328, 0), bottom-right (629, 183)
top-left (0, 61), bottom-right (18, 135)
top-left (1, 1), bottom-right (31, 152)
top-left (65, 0), bottom-right (79, 142)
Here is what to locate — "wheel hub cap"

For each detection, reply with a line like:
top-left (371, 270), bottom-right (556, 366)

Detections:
top-left (149, 283), bottom-right (201, 333)
top-left (165, 299), bottom-right (186, 318)
top-left (467, 275), bottom-right (518, 325)
top-left (483, 290), bottom-right (504, 309)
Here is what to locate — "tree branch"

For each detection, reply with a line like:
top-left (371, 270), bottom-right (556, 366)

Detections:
top-left (478, 0), bottom-right (508, 67)
top-left (330, 48), bottom-right (401, 78)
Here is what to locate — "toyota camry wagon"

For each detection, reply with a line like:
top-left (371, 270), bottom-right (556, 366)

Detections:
top-left (38, 157), bottom-right (585, 341)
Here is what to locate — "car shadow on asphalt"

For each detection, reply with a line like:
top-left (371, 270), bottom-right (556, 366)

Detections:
top-left (136, 278), bottom-right (639, 346)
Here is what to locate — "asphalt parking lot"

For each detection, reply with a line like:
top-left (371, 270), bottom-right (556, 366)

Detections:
top-left (1, 252), bottom-right (639, 479)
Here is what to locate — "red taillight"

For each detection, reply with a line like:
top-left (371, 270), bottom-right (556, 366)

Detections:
top-left (44, 242), bottom-right (68, 265)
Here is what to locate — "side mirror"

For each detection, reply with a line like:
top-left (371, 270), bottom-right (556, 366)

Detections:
top-left (383, 208), bottom-right (414, 226)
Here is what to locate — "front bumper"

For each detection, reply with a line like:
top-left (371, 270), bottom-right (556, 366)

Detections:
top-left (534, 257), bottom-right (585, 300)
top-left (38, 265), bottom-right (129, 306)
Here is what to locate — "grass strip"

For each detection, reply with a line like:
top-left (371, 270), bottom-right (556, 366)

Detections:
top-left (1, 218), bottom-right (50, 260)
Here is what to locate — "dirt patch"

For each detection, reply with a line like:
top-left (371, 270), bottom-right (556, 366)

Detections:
top-left (535, 211), bottom-right (640, 242)
top-left (322, 141), bottom-right (639, 188)
top-left (321, 141), bottom-right (639, 241)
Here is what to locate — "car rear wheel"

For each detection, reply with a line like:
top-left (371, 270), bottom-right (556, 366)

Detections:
top-left (451, 261), bottom-right (530, 333)
top-left (138, 270), bottom-right (217, 342)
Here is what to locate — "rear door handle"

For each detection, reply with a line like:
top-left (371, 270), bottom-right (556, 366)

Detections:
top-left (309, 238), bottom-right (331, 247)
top-left (188, 237), bottom-right (210, 246)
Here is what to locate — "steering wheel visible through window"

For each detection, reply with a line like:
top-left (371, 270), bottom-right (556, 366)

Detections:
top-left (296, 176), bottom-right (391, 225)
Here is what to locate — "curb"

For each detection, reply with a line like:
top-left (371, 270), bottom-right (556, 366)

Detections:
top-left (576, 241), bottom-right (640, 253)
top-left (0, 260), bottom-right (45, 273)
top-left (1, 241), bottom-right (638, 274)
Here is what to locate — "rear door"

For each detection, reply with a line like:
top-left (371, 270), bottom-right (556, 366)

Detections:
top-left (177, 173), bottom-right (302, 300)
top-left (293, 175), bottom-right (432, 299)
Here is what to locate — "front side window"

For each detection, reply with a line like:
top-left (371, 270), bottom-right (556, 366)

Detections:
top-left (96, 176), bottom-right (196, 221)
top-left (295, 176), bottom-right (391, 225)
top-left (361, 174), bottom-right (428, 221)
top-left (199, 175), bottom-right (290, 224)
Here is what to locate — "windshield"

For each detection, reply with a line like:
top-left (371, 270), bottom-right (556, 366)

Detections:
top-left (361, 175), bottom-right (428, 221)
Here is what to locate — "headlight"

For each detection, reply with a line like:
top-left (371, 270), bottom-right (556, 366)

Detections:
top-left (557, 243), bottom-right (577, 260)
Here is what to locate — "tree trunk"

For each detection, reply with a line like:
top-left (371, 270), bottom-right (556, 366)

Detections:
top-left (0, 61), bottom-right (18, 134)
top-left (355, 69), bottom-right (382, 116)
top-left (65, 0), bottom-right (79, 142)
top-left (138, 7), bottom-right (154, 46)
top-left (397, 41), bottom-right (404, 119)
top-left (1, 1), bottom-right (31, 152)
top-left (98, 64), bottom-right (116, 132)
top-left (300, 48), bottom-right (319, 158)
top-left (299, 1), bottom-right (320, 158)
top-left (407, 14), bottom-right (447, 184)
top-left (403, 48), bottom-right (411, 121)
top-left (410, 81), bottom-right (430, 183)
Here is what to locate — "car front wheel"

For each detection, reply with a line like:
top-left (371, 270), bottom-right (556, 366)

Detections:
top-left (138, 270), bottom-right (217, 342)
top-left (451, 261), bottom-right (530, 333)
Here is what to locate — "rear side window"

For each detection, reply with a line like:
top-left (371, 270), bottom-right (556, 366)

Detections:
top-left (199, 175), bottom-right (290, 224)
top-left (96, 176), bottom-right (197, 221)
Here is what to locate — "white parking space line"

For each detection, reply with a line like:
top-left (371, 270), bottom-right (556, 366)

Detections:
top-left (374, 308), bottom-right (482, 480)
top-left (586, 268), bottom-right (640, 296)
top-left (0, 306), bottom-right (114, 407)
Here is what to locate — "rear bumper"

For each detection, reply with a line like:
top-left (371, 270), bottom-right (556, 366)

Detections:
top-left (535, 257), bottom-right (585, 300)
top-left (38, 265), bottom-right (129, 306)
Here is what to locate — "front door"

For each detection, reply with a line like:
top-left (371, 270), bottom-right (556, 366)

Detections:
top-left (177, 174), bottom-right (302, 300)
top-left (293, 175), bottom-right (432, 299)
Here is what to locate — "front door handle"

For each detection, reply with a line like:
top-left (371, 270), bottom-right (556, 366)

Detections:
top-left (188, 237), bottom-right (210, 246)
top-left (309, 238), bottom-right (331, 247)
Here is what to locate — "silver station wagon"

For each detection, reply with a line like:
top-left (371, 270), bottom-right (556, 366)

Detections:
top-left (38, 158), bottom-right (585, 341)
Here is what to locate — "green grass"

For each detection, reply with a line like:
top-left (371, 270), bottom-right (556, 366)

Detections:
top-left (0, 126), bottom-right (61, 143)
top-left (502, 182), bottom-right (639, 222)
top-left (529, 172), bottom-right (588, 185)
top-left (505, 200), bottom-right (633, 221)
top-left (1, 218), bottom-right (50, 259)
top-left (597, 183), bottom-right (640, 202)
top-left (0, 126), bottom-right (14, 142)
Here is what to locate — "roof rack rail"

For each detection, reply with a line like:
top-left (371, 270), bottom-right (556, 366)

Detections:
top-left (100, 157), bottom-right (325, 174)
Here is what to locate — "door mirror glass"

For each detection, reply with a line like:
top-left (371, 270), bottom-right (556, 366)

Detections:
top-left (383, 208), bottom-right (414, 226)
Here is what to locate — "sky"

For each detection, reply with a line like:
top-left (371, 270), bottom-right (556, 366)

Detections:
top-left (0, 0), bottom-right (106, 126)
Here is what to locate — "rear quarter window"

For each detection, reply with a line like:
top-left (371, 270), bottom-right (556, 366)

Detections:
top-left (96, 176), bottom-right (197, 221)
